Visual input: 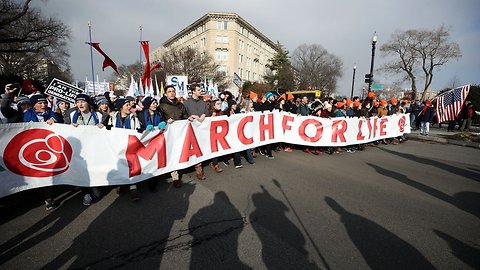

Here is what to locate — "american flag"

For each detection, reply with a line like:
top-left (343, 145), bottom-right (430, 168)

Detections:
top-left (435, 85), bottom-right (470, 123)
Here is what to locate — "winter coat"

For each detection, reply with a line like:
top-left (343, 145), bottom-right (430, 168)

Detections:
top-left (158, 96), bottom-right (188, 121)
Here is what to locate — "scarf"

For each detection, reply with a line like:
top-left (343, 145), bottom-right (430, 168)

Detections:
top-left (143, 110), bottom-right (162, 126)
top-left (72, 110), bottom-right (99, 125)
top-left (115, 113), bottom-right (132, 129)
top-left (23, 108), bottom-right (56, 123)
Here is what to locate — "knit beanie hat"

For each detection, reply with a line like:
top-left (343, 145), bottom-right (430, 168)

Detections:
top-left (29, 93), bottom-right (47, 105)
top-left (95, 96), bottom-right (109, 106)
top-left (75, 93), bottom-right (91, 105)
top-left (142, 96), bottom-right (156, 109)
top-left (115, 98), bottom-right (129, 110)
top-left (16, 96), bottom-right (30, 108)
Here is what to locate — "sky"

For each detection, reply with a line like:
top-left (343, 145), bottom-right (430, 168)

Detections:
top-left (33, 0), bottom-right (480, 97)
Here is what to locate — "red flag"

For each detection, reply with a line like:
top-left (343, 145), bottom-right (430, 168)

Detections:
top-left (150, 62), bottom-right (162, 72)
top-left (86, 42), bottom-right (119, 74)
top-left (21, 79), bottom-right (38, 94)
top-left (141, 41), bottom-right (151, 87)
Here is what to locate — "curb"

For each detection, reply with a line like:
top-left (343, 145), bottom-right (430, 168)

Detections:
top-left (406, 134), bottom-right (480, 149)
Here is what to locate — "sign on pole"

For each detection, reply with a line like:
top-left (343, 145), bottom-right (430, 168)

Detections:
top-left (45, 78), bottom-right (83, 104)
top-left (233, 72), bottom-right (242, 88)
top-left (371, 84), bottom-right (384, 91)
top-left (166, 75), bottom-right (188, 98)
top-left (85, 81), bottom-right (109, 94)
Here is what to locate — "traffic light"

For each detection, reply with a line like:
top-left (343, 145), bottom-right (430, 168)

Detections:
top-left (365, 73), bottom-right (373, 83)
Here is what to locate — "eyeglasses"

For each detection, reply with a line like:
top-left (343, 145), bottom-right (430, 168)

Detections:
top-left (215, 102), bottom-right (221, 105)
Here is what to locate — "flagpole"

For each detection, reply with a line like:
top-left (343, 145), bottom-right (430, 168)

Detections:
top-left (88, 21), bottom-right (96, 95)
top-left (139, 25), bottom-right (143, 86)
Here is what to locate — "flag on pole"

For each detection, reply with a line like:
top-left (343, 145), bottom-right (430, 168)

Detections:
top-left (138, 77), bottom-right (145, 96)
top-left (86, 42), bottom-right (119, 74)
top-left (140, 41), bottom-right (151, 88)
top-left (127, 75), bottom-right (136, 97)
top-left (154, 74), bottom-right (161, 100)
top-left (150, 62), bottom-right (162, 72)
top-left (147, 78), bottom-right (154, 97)
top-left (435, 84), bottom-right (470, 123)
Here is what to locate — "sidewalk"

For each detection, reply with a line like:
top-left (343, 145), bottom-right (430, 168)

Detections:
top-left (406, 125), bottom-right (480, 149)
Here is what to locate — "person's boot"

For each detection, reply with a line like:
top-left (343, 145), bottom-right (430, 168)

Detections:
top-left (195, 164), bottom-right (206, 180)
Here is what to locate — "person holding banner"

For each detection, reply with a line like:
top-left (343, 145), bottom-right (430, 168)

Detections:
top-left (54, 99), bottom-right (70, 124)
top-left (95, 96), bottom-right (111, 125)
top-left (158, 85), bottom-right (189, 188)
top-left (23, 93), bottom-right (58, 124)
top-left (138, 96), bottom-right (166, 191)
top-left (22, 93), bottom-right (58, 210)
top-left (184, 83), bottom-right (209, 180)
top-left (109, 98), bottom-right (142, 201)
top-left (66, 94), bottom-right (105, 206)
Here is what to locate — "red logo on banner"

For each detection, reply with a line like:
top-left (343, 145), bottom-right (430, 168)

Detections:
top-left (3, 129), bottom-right (73, 177)
top-left (398, 116), bottom-right (406, 133)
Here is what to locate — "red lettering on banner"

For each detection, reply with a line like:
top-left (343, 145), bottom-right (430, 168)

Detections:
top-left (366, 119), bottom-right (373, 139)
top-left (237, 116), bottom-right (254, 145)
top-left (373, 118), bottom-right (378, 138)
top-left (126, 132), bottom-right (166, 177)
top-left (179, 123), bottom-right (203, 163)
top-left (259, 113), bottom-right (274, 141)
top-left (332, 120), bottom-right (347, 143)
top-left (379, 118), bottom-right (388, 136)
top-left (298, 119), bottom-right (323, 142)
top-left (357, 120), bottom-right (365, 141)
top-left (210, 120), bottom-right (230, 152)
top-left (282, 115), bottom-right (294, 133)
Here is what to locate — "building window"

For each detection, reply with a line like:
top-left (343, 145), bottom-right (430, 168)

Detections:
top-left (239, 54), bottom-right (243, 63)
top-left (222, 36), bottom-right (229, 43)
top-left (201, 37), bottom-right (206, 47)
top-left (216, 65), bottom-right (228, 76)
top-left (216, 35), bottom-right (222, 43)
top-left (217, 21), bottom-right (228, 30)
top-left (216, 49), bottom-right (228, 61)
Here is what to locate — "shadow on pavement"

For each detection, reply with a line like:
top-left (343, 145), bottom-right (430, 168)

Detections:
top-left (433, 229), bottom-right (480, 269)
top-left (41, 159), bottom-right (195, 269)
top-left (325, 196), bottom-right (436, 270)
top-left (188, 191), bottom-right (250, 270)
top-left (250, 185), bottom-right (320, 269)
top-left (367, 163), bottom-right (480, 219)
top-left (378, 146), bottom-right (480, 182)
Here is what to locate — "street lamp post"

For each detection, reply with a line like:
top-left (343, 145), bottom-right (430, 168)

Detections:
top-left (367, 31), bottom-right (378, 93)
top-left (350, 65), bottom-right (356, 100)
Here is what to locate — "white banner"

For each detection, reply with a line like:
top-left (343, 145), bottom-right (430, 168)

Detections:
top-left (85, 81), bottom-right (109, 94)
top-left (0, 112), bottom-right (410, 197)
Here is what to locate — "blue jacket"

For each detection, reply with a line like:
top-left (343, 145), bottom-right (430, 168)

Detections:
top-left (23, 108), bottom-right (58, 123)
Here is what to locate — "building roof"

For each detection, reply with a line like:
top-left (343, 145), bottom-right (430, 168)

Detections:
top-left (162, 12), bottom-right (278, 50)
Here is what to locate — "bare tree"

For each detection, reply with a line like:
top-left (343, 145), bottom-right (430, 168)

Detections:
top-left (291, 44), bottom-right (343, 98)
top-left (0, 0), bottom-right (72, 84)
top-left (380, 25), bottom-right (461, 100)
top-left (159, 46), bottom-right (228, 90)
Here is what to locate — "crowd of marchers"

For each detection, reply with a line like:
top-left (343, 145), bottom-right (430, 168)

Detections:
top-left (2, 82), bottom-right (443, 210)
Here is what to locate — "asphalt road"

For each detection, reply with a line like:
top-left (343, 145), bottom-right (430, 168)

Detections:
top-left (1, 140), bottom-right (479, 269)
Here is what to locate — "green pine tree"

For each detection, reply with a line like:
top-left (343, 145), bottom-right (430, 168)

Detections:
top-left (263, 42), bottom-right (295, 91)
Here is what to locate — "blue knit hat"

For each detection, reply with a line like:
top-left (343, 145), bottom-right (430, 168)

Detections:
top-left (115, 98), bottom-right (129, 110)
top-left (29, 93), bottom-right (47, 105)
top-left (75, 93), bottom-right (91, 105)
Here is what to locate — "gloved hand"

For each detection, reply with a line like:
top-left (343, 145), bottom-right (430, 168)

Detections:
top-left (158, 121), bottom-right (166, 130)
top-left (146, 124), bottom-right (154, 131)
